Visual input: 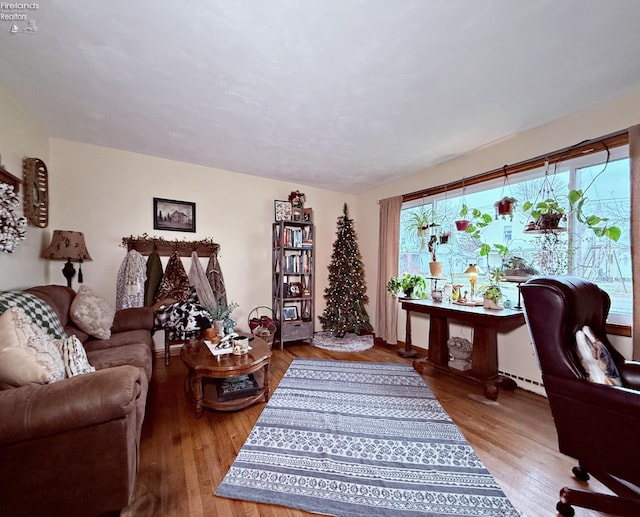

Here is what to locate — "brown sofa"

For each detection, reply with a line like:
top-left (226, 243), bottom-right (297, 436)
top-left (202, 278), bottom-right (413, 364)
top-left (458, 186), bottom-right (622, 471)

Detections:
top-left (0, 285), bottom-right (154, 517)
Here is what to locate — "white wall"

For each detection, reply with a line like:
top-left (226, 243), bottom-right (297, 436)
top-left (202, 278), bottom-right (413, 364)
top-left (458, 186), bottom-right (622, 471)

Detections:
top-left (48, 138), bottom-right (357, 343)
top-left (356, 87), bottom-right (640, 394)
top-left (0, 86), bottom-right (50, 289)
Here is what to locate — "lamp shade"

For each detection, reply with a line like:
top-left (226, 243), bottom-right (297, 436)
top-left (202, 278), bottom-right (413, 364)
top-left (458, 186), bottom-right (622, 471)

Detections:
top-left (463, 264), bottom-right (481, 275)
top-left (42, 230), bottom-right (92, 262)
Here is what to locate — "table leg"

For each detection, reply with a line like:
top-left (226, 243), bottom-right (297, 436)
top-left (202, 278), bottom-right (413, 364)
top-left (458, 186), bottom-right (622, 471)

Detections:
top-left (398, 309), bottom-right (419, 358)
top-left (263, 363), bottom-right (270, 402)
top-left (193, 373), bottom-right (204, 418)
top-left (428, 314), bottom-right (449, 365)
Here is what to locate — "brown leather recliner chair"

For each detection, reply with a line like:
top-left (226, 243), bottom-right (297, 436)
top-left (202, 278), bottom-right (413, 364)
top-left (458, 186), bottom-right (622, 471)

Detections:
top-left (520, 276), bottom-right (640, 516)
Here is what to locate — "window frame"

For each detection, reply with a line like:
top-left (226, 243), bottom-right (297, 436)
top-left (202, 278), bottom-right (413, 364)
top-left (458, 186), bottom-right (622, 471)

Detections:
top-left (399, 130), bottom-right (631, 335)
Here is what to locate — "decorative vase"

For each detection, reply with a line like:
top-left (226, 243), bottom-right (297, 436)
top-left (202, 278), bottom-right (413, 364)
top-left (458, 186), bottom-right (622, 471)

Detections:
top-left (455, 220), bottom-right (469, 231)
top-left (213, 320), bottom-right (225, 337)
top-left (483, 297), bottom-right (503, 310)
top-left (429, 261), bottom-right (443, 278)
top-left (431, 289), bottom-right (443, 302)
top-left (403, 287), bottom-right (414, 298)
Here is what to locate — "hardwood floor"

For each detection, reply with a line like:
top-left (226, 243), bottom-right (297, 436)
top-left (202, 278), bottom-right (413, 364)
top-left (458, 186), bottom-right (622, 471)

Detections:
top-left (123, 342), bottom-right (614, 517)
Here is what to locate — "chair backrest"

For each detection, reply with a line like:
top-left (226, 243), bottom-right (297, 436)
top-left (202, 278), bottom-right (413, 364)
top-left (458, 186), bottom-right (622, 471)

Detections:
top-left (520, 275), bottom-right (623, 381)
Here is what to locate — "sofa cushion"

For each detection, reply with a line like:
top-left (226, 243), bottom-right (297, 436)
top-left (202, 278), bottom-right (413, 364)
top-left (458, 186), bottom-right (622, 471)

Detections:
top-left (0, 307), bottom-right (66, 388)
top-left (56, 335), bottom-right (96, 377)
top-left (84, 329), bottom-right (154, 353)
top-left (575, 326), bottom-right (622, 386)
top-left (86, 342), bottom-right (152, 380)
top-left (0, 290), bottom-right (66, 339)
top-left (70, 285), bottom-right (115, 340)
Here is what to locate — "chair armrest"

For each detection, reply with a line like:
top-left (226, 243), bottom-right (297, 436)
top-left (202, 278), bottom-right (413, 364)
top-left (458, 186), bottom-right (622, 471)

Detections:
top-left (549, 375), bottom-right (640, 416)
top-left (619, 360), bottom-right (640, 389)
top-left (111, 307), bottom-right (154, 333)
top-left (0, 365), bottom-right (146, 445)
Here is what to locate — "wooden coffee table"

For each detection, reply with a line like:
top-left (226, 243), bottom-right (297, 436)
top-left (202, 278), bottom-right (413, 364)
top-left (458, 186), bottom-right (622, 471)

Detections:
top-left (180, 335), bottom-right (271, 417)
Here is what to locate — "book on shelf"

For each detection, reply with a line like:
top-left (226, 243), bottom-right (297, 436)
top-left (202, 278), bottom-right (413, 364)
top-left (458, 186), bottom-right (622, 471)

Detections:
top-left (216, 374), bottom-right (260, 401)
top-left (281, 227), bottom-right (313, 248)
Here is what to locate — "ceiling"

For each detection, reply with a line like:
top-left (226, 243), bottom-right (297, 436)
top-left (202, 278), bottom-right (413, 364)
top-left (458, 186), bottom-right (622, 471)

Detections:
top-left (2, 1), bottom-right (640, 194)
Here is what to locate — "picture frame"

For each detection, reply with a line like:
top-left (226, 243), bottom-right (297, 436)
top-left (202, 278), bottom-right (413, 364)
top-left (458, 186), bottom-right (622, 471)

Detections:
top-left (282, 305), bottom-right (299, 321)
top-left (274, 200), bottom-right (292, 222)
top-left (288, 282), bottom-right (303, 298)
top-left (153, 197), bottom-right (196, 232)
top-left (303, 208), bottom-right (313, 222)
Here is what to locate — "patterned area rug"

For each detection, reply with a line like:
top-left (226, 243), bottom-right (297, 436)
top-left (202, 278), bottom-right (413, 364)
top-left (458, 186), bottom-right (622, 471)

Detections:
top-left (312, 331), bottom-right (374, 352)
top-left (215, 359), bottom-right (518, 516)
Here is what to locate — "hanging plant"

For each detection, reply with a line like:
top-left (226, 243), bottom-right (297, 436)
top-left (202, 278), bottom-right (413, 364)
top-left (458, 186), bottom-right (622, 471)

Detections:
top-left (0, 183), bottom-right (27, 253)
top-left (494, 196), bottom-right (517, 220)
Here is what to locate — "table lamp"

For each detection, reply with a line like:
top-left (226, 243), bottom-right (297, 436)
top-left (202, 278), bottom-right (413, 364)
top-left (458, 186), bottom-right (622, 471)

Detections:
top-left (42, 230), bottom-right (92, 288)
top-left (463, 263), bottom-right (481, 298)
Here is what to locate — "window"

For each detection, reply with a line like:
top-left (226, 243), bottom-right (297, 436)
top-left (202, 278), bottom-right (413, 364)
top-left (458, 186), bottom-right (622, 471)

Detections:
top-left (399, 146), bottom-right (631, 315)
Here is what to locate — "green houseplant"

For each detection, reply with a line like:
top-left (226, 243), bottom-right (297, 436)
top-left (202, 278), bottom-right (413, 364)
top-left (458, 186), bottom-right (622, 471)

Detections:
top-left (404, 206), bottom-right (438, 250)
top-left (203, 300), bottom-right (239, 334)
top-left (458, 204), bottom-right (494, 256)
top-left (386, 273), bottom-right (427, 299)
top-left (568, 188), bottom-right (621, 241)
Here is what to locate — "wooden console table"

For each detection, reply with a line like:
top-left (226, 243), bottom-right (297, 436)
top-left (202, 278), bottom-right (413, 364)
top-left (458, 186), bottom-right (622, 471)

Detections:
top-left (402, 299), bottom-right (526, 400)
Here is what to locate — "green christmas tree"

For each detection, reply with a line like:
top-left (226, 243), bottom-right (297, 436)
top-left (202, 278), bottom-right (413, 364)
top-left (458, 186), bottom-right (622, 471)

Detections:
top-left (319, 203), bottom-right (373, 337)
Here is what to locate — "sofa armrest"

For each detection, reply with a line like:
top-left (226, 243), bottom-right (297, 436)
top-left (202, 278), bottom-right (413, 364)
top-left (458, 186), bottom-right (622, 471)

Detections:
top-left (0, 365), bottom-right (146, 445)
top-left (111, 307), bottom-right (154, 333)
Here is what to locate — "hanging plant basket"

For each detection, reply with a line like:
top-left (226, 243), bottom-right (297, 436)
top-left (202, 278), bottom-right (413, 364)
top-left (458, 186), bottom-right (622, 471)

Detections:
top-left (494, 196), bottom-right (517, 220)
top-left (455, 220), bottom-right (469, 231)
top-left (539, 212), bottom-right (564, 230)
top-left (439, 232), bottom-right (451, 245)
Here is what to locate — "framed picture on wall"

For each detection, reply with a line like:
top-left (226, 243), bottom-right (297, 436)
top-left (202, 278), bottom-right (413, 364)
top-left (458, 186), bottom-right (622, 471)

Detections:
top-left (153, 197), bottom-right (196, 232)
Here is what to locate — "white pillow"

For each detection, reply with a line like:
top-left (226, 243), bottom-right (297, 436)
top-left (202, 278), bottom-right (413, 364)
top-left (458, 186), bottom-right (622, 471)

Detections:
top-left (70, 285), bottom-right (115, 340)
top-left (0, 307), bottom-right (65, 387)
top-left (56, 335), bottom-right (95, 377)
top-left (575, 327), bottom-right (622, 386)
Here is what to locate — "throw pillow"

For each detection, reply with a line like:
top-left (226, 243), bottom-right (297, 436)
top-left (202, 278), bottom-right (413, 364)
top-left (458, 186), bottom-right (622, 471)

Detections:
top-left (0, 307), bottom-right (66, 387)
top-left (56, 335), bottom-right (95, 377)
top-left (0, 290), bottom-right (66, 339)
top-left (582, 326), bottom-right (622, 386)
top-left (69, 285), bottom-right (115, 340)
top-left (575, 327), bottom-right (622, 386)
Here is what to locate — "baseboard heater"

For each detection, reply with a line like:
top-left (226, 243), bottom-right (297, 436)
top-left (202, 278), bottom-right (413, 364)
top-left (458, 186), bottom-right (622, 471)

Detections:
top-left (499, 370), bottom-right (544, 392)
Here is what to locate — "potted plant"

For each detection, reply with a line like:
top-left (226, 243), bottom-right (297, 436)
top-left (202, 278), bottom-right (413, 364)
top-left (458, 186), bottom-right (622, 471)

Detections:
top-left (456, 204), bottom-right (494, 256)
top-left (502, 256), bottom-right (538, 280)
top-left (494, 196), bottom-right (517, 220)
top-left (386, 273), bottom-right (427, 299)
top-left (203, 300), bottom-right (239, 335)
top-left (481, 284), bottom-right (503, 310)
top-left (455, 204), bottom-right (471, 231)
top-left (522, 197), bottom-right (566, 231)
top-left (439, 230), bottom-right (451, 245)
top-left (405, 206), bottom-right (438, 250)
top-left (568, 188), bottom-right (622, 242)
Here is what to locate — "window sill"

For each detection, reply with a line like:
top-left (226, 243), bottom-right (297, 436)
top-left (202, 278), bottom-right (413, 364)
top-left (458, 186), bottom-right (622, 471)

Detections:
top-left (606, 313), bottom-right (632, 337)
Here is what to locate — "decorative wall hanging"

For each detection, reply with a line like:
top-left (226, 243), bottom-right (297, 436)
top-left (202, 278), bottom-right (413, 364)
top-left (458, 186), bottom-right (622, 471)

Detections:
top-left (23, 157), bottom-right (49, 228)
top-left (0, 182), bottom-right (27, 253)
top-left (153, 197), bottom-right (196, 233)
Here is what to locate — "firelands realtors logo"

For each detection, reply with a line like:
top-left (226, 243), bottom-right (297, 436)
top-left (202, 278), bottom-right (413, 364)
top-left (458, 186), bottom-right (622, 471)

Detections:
top-left (1, 2), bottom-right (38, 34)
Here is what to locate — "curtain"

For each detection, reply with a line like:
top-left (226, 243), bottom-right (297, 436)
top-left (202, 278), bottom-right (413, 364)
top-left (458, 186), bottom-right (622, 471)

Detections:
top-left (375, 196), bottom-right (402, 344)
top-left (630, 124), bottom-right (640, 360)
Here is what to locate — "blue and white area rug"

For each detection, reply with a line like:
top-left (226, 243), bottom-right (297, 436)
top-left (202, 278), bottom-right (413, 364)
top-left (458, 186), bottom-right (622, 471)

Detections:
top-left (215, 359), bottom-right (518, 516)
